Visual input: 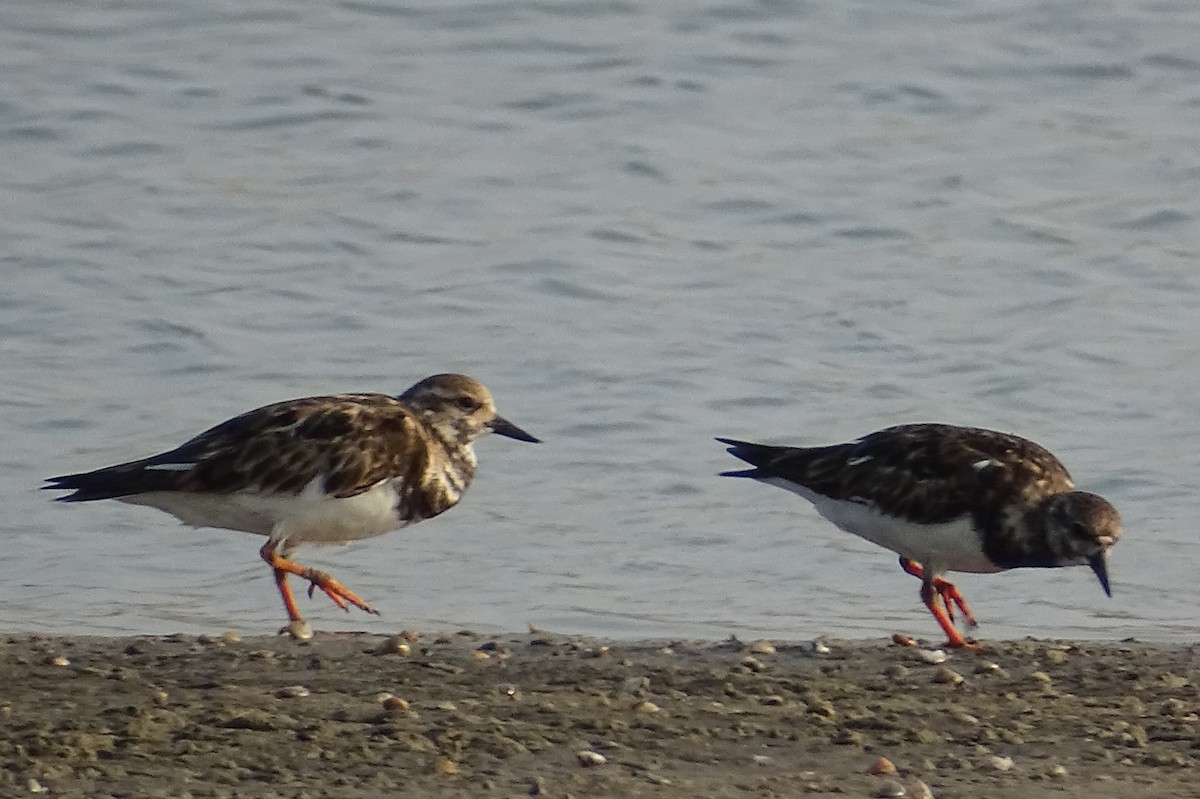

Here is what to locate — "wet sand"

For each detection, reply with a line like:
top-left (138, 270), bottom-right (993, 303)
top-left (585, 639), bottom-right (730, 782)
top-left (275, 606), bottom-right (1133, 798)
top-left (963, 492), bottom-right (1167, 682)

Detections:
top-left (2, 630), bottom-right (1197, 798)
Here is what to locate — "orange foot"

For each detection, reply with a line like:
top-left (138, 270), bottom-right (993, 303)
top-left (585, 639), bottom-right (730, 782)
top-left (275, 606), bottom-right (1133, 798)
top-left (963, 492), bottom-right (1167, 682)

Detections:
top-left (901, 558), bottom-right (981, 650)
top-left (260, 541), bottom-right (380, 625)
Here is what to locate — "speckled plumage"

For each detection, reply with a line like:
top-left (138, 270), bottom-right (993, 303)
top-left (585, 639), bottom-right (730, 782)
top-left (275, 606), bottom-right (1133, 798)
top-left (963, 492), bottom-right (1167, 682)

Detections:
top-left (719, 423), bottom-right (1122, 647)
top-left (46, 373), bottom-right (539, 636)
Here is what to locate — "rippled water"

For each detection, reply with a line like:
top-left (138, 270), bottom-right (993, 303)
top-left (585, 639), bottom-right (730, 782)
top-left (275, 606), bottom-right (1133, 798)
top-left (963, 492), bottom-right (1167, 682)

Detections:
top-left (3, 0), bottom-right (1200, 643)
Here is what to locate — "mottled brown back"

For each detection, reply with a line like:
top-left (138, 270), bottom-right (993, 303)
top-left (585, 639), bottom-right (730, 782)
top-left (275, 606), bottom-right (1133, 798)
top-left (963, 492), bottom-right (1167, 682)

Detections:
top-left (721, 424), bottom-right (1076, 525)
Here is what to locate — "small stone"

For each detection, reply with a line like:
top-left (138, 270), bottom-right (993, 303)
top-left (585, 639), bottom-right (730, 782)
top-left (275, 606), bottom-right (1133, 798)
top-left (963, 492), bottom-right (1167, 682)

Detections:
top-left (576, 750), bottom-right (607, 767)
top-left (1030, 671), bottom-right (1052, 684)
top-left (471, 650), bottom-right (492, 660)
top-left (376, 636), bottom-right (411, 656)
top-left (883, 664), bottom-right (910, 679)
top-left (434, 701), bottom-right (457, 712)
top-left (1044, 649), bottom-right (1068, 665)
top-left (1160, 673), bottom-right (1189, 690)
top-left (27, 778), bottom-right (47, 794)
top-left (761, 695), bottom-right (786, 706)
top-left (528, 776), bottom-right (546, 795)
top-left (499, 683), bottom-right (521, 700)
top-left (874, 779), bottom-right (905, 798)
top-left (631, 700), bottom-right (660, 714)
top-left (621, 676), bottom-right (650, 694)
top-left (811, 639), bottom-right (831, 655)
top-left (151, 689), bottom-right (169, 705)
top-left (892, 634), bottom-right (917, 647)
top-left (752, 754), bottom-right (771, 765)
top-left (988, 755), bottom-right (1015, 772)
top-left (592, 646), bottom-right (610, 658)
top-left (832, 729), bottom-right (864, 746)
top-left (748, 639), bottom-right (776, 655)
top-left (868, 756), bottom-right (897, 775)
top-left (1161, 698), bottom-right (1187, 716)
top-left (277, 685), bottom-right (310, 699)
top-left (221, 630), bottom-right (242, 644)
top-left (49, 655), bottom-right (70, 667)
top-left (435, 758), bottom-right (458, 775)
top-left (974, 661), bottom-right (1001, 674)
top-left (1048, 764), bottom-right (1068, 779)
top-left (916, 649), bottom-right (947, 665)
top-left (740, 656), bottom-right (766, 672)
top-left (911, 779), bottom-right (935, 799)
top-left (932, 667), bottom-right (964, 685)
top-left (283, 619), bottom-right (313, 641)
top-left (382, 696), bottom-right (409, 712)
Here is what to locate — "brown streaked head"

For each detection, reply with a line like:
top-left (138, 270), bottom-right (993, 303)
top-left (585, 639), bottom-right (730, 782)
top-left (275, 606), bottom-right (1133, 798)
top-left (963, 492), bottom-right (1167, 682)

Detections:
top-left (398, 373), bottom-right (539, 447)
top-left (1042, 491), bottom-right (1122, 596)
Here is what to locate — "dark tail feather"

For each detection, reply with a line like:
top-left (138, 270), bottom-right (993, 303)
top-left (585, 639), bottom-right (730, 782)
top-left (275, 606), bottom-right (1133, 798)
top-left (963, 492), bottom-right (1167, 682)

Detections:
top-left (43, 461), bottom-right (177, 502)
top-left (716, 437), bottom-right (788, 473)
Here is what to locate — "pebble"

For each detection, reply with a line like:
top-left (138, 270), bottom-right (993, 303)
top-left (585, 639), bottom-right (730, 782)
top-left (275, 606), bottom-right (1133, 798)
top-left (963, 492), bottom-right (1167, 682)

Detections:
top-left (382, 697), bottom-right (409, 712)
top-left (740, 656), bottom-right (767, 673)
top-left (883, 664), bottom-right (910, 680)
top-left (911, 779), bottom-right (935, 799)
top-left (932, 667), bottom-right (965, 685)
top-left (761, 695), bottom-right (786, 706)
top-left (27, 778), bottom-right (47, 794)
top-left (376, 636), bottom-right (411, 656)
top-left (832, 729), bottom-right (864, 746)
top-left (868, 756), bottom-right (897, 775)
top-left (1048, 764), bottom-right (1068, 779)
top-left (621, 676), bottom-right (650, 694)
top-left (916, 649), bottom-right (947, 665)
top-left (988, 755), bottom-right (1015, 772)
top-left (576, 750), bottom-right (607, 767)
top-left (747, 639), bottom-right (776, 655)
top-left (1044, 649), bottom-right (1068, 665)
top-left (435, 758), bottom-right (458, 775)
top-left (276, 685), bottom-right (310, 699)
top-left (892, 634), bottom-right (917, 647)
top-left (48, 655), bottom-right (70, 667)
top-left (631, 700), bottom-right (660, 714)
top-left (752, 754), bottom-right (771, 765)
top-left (874, 779), bottom-right (906, 797)
top-left (283, 619), bottom-right (313, 641)
top-left (1030, 671), bottom-right (1052, 684)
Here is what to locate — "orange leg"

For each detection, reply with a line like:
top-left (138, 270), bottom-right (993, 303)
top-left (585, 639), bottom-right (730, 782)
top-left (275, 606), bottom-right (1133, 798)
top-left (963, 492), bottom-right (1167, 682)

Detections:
top-left (918, 581), bottom-right (976, 649)
top-left (899, 558), bottom-right (977, 627)
top-left (900, 558), bottom-right (979, 649)
top-left (259, 541), bottom-right (379, 623)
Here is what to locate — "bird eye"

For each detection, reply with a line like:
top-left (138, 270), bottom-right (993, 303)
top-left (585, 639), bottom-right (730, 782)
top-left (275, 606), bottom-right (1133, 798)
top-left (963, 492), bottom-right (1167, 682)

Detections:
top-left (456, 397), bottom-right (479, 411)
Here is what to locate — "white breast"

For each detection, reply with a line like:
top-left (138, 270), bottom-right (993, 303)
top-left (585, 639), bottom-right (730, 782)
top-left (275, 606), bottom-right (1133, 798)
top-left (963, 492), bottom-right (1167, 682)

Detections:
top-left (760, 477), bottom-right (1003, 575)
top-left (120, 477), bottom-right (406, 546)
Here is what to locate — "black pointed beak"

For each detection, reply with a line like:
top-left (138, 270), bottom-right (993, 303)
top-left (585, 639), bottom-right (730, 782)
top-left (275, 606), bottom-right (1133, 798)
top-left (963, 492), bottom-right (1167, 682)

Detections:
top-left (488, 415), bottom-right (540, 443)
top-left (1089, 552), bottom-right (1112, 597)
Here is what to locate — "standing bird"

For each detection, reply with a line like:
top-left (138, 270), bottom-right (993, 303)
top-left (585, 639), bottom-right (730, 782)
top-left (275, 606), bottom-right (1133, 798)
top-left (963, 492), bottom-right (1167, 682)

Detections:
top-left (45, 373), bottom-right (539, 638)
top-left (717, 424), bottom-right (1121, 648)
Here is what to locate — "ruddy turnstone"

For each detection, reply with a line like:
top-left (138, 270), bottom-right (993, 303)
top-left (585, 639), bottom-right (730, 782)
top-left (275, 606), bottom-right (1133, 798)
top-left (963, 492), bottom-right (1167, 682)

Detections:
top-left (717, 424), bottom-right (1121, 648)
top-left (45, 373), bottom-right (539, 638)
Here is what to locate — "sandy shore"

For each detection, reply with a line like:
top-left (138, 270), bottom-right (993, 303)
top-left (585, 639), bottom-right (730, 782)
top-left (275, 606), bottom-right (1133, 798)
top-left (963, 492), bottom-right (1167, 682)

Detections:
top-left (2, 629), bottom-right (1197, 798)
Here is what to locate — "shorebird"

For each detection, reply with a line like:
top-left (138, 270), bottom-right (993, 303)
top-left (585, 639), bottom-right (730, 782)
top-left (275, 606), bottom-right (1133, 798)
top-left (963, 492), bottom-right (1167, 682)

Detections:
top-left (46, 373), bottom-right (539, 638)
top-left (718, 424), bottom-right (1121, 648)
